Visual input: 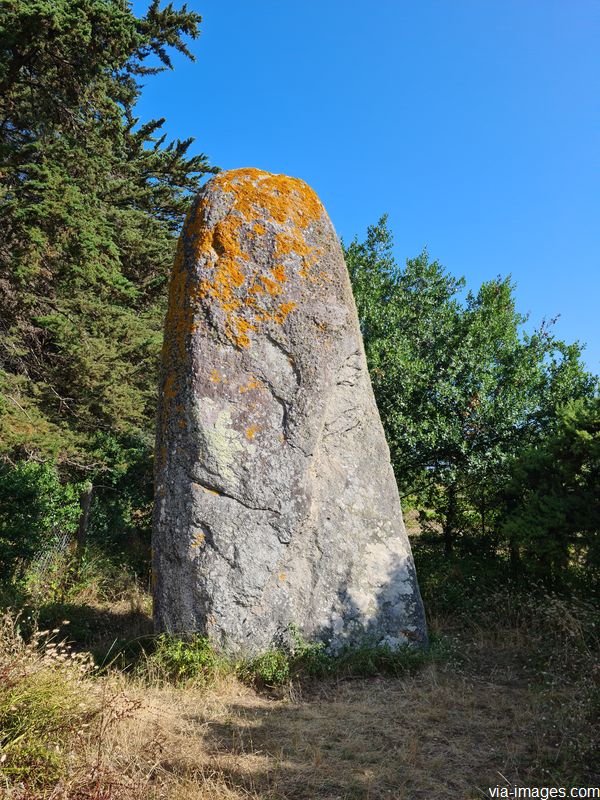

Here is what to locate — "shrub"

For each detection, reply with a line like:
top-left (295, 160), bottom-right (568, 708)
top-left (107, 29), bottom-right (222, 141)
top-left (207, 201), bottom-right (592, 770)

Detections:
top-left (0, 461), bottom-right (80, 582)
top-left (243, 648), bottom-right (291, 687)
top-left (140, 633), bottom-right (226, 685)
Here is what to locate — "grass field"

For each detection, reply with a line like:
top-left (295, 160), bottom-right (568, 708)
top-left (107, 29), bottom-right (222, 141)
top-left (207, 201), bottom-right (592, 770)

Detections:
top-left (1, 536), bottom-right (598, 799)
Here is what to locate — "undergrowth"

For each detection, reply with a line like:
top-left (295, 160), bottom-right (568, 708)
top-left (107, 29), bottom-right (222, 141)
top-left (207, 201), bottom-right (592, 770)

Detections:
top-left (138, 632), bottom-right (228, 686)
top-left (22, 547), bottom-right (142, 608)
top-left (132, 622), bottom-right (445, 689)
top-left (0, 615), bottom-right (96, 790)
top-left (1, 539), bottom-right (598, 796)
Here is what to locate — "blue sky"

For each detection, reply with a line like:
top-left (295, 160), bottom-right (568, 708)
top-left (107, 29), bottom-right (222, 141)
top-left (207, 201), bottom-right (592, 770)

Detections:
top-left (132, 0), bottom-right (599, 372)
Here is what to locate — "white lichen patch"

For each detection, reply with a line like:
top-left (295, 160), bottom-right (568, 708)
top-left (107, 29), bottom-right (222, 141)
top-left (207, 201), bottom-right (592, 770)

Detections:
top-left (191, 396), bottom-right (244, 484)
top-left (347, 541), bottom-right (414, 622)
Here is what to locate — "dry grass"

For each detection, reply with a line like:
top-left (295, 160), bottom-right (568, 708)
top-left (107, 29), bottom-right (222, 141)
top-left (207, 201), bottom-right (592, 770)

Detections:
top-left (130, 671), bottom-right (540, 799)
top-left (65, 662), bottom-right (566, 800)
top-left (1, 588), bottom-right (597, 800)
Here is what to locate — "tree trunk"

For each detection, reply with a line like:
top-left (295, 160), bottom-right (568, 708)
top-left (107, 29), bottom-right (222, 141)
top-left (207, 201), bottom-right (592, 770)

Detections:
top-left (443, 483), bottom-right (457, 557)
top-left (76, 481), bottom-right (94, 551)
top-left (480, 487), bottom-right (486, 538)
top-left (509, 535), bottom-right (521, 575)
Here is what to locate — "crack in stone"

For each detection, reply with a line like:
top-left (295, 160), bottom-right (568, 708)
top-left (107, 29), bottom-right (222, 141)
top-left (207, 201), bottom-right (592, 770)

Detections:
top-left (198, 520), bottom-right (237, 569)
top-left (254, 368), bottom-right (313, 458)
top-left (336, 350), bottom-right (362, 386)
top-left (263, 333), bottom-right (302, 386)
top-left (337, 420), bottom-right (361, 435)
top-left (324, 407), bottom-right (360, 432)
top-left (287, 438), bottom-right (313, 457)
top-left (192, 478), bottom-right (282, 516)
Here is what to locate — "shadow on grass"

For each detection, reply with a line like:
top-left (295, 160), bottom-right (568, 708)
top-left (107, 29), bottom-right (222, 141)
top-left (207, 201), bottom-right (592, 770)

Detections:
top-left (158, 679), bottom-right (548, 800)
top-left (32, 600), bottom-right (154, 667)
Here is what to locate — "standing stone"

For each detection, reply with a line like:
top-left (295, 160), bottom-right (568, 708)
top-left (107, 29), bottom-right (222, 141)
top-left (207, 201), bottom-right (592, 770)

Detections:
top-left (153, 168), bottom-right (427, 654)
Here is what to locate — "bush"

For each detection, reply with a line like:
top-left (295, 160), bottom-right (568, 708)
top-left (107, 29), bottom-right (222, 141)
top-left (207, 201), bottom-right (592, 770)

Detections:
top-left (243, 648), bottom-right (291, 687)
top-left (140, 633), bottom-right (227, 685)
top-left (0, 461), bottom-right (81, 582)
top-left (412, 537), bottom-right (516, 617)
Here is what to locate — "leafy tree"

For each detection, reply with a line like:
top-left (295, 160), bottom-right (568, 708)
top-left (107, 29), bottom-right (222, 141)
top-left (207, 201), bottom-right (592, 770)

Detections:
top-left (501, 397), bottom-right (600, 588)
top-left (345, 216), bottom-right (464, 494)
top-left (345, 217), bottom-right (597, 562)
top-left (0, 461), bottom-right (80, 580)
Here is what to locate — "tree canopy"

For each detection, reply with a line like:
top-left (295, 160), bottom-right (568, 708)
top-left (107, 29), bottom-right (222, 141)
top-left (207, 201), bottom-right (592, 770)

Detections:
top-left (0, 0), bottom-right (216, 574)
top-left (0, 4), bottom-right (597, 591)
top-left (0, 0), bottom-right (215, 468)
top-left (345, 217), bottom-right (598, 578)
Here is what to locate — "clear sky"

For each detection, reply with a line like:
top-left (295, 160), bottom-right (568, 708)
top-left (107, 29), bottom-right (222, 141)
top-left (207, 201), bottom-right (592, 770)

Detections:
top-left (132, 0), bottom-right (599, 372)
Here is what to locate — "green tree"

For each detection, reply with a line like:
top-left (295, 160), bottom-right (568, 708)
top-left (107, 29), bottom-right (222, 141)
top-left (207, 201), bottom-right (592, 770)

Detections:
top-left (501, 397), bottom-right (600, 588)
top-left (345, 217), bottom-right (597, 559)
top-left (0, 461), bottom-right (80, 580)
top-left (345, 216), bottom-right (464, 496)
top-left (0, 0), bottom-right (215, 466)
top-left (0, 0), bottom-right (215, 573)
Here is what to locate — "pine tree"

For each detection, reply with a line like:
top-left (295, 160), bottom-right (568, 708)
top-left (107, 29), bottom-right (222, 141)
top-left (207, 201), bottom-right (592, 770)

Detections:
top-left (0, 0), bottom-right (216, 467)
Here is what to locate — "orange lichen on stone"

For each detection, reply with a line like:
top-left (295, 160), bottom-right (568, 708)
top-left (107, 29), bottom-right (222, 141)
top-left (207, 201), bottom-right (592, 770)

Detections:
top-left (162, 373), bottom-right (177, 400)
top-left (272, 302), bottom-right (297, 325)
top-left (158, 169), bottom-right (324, 447)
top-left (159, 211), bottom-right (205, 441)
top-left (260, 275), bottom-right (283, 296)
top-left (270, 263), bottom-right (287, 283)
top-left (278, 572), bottom-right (286, 582)
top-left (239, 378), bottom-right (261, 393)
top-left (245, 425), bottom-right (259, 441)
top-left (278, 301), bottom-right (297, 317)
top-left (191, 531), bottom-right (205, 549)
top-left (185, 168), bottom-right (324, 349)
top-left (231, 316), bottom-right (255, 349)
top-left (210, 369), bottom-right (221, 383)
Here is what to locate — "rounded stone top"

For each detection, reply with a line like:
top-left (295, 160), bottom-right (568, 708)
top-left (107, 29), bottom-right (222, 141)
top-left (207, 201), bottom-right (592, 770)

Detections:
top-left (200, 168), bottom-right (325, 232)
top-left (173, 168), bottom-right (329, 349)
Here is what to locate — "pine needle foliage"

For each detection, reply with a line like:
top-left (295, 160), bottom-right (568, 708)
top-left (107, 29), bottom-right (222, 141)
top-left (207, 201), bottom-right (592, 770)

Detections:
top-left (0, 0), bottom-right (216, 469)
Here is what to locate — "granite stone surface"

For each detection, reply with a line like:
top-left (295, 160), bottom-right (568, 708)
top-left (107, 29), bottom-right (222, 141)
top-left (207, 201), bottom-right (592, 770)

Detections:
top-left (153, 168), bottom-right (428, 655)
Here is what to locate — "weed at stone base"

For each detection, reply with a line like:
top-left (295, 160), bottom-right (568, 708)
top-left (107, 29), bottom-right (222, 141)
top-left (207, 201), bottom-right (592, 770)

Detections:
top-left (137, 633), bottom-right (228, 686)
top-left (129, 624), bottom-right (442, 691)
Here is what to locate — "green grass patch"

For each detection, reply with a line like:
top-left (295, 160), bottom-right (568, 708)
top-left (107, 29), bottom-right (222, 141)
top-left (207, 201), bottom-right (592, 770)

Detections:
top-left (132, 624), bottom-right (442, 690)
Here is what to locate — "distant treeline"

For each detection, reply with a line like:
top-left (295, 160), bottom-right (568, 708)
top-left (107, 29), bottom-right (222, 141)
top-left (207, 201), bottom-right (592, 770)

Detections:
top-left (0, 1), bottom-right (598, 593)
